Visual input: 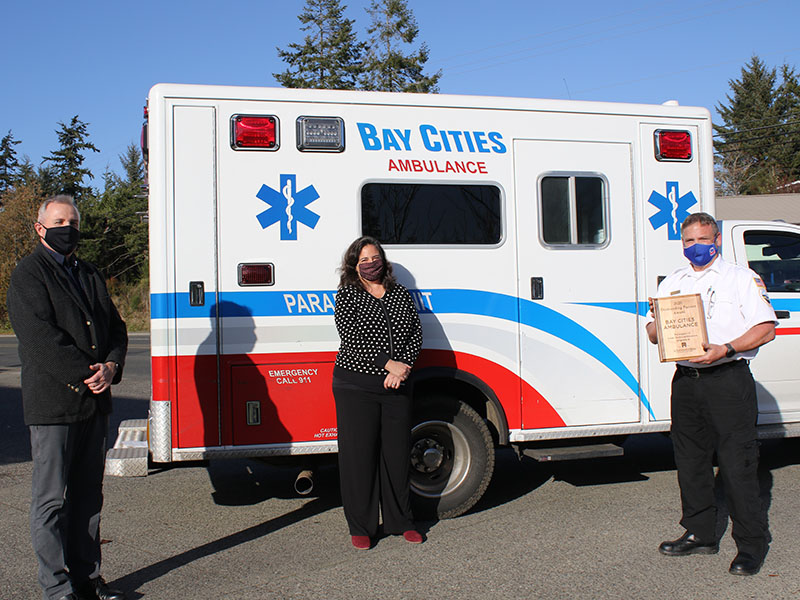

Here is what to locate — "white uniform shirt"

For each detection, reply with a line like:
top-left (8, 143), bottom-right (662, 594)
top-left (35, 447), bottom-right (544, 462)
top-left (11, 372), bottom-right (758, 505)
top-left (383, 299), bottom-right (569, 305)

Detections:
top-left (649, 257), bottom-right (777, 366)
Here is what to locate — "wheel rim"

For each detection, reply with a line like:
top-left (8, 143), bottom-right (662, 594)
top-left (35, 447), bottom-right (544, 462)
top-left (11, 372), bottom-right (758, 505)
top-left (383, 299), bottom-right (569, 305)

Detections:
top-left (409, 419), bottom-right (471, 498)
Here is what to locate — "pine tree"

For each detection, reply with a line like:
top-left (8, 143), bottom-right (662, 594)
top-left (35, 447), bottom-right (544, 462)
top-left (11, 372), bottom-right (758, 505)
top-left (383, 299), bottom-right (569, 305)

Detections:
top-left (79, 144), bottom-right (148, 282)
top-left (275, 0), bottom-right (365, 89)
top-left (362, 0), bottom-right (440, 93)
top-left (15, 156), bottom-right (60, 199)
top-left (774, 64), bottom-right (800, 189)
top-left (42, 115), bottom-right (99, 203)
top-left (714, 56), bottom-right (800, 194)
top-left (0, 131), bottom-right (22, 196)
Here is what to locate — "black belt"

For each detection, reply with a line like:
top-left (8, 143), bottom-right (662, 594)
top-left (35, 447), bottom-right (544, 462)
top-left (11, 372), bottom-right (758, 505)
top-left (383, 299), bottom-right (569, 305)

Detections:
top-left (676, 360), bottom-right (747, 379)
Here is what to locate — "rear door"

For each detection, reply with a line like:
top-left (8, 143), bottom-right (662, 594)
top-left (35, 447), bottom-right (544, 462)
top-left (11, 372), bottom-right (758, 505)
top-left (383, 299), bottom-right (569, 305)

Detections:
top-left (171, 105), bottom-right (221, 448)
top-left (215, 104), bottom-right (340, 447)
top-left (514, 140), bottom-right (644, 428)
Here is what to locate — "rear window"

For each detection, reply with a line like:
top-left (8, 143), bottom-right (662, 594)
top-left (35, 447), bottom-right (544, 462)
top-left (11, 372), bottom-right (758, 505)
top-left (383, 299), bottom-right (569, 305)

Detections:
top-left (540, 175), bottom-right (607, 246)
top-left (361, 183), bottom-right (502, 245)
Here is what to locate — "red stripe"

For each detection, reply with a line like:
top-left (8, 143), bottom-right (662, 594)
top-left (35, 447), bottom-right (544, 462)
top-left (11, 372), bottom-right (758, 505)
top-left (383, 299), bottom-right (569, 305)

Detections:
top-left (776, 327), bottom-right (800, 335)
top-left (151, 349), bottom-right (564, 449)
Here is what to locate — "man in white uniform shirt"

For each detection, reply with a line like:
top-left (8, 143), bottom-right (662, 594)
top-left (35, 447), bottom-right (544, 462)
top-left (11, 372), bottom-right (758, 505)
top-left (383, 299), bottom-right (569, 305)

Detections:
top-left (646, 212), bottom-right (777, 576)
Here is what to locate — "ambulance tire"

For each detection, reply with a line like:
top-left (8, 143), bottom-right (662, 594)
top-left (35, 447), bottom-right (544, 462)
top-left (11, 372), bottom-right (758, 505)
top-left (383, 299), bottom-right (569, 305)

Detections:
top-left (409, 397), bottom-right (495, 520)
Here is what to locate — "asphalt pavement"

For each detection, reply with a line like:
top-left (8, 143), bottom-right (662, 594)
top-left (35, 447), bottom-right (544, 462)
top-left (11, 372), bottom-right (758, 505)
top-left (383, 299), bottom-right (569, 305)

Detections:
top-left (2, 334), bottom-right (800, 599)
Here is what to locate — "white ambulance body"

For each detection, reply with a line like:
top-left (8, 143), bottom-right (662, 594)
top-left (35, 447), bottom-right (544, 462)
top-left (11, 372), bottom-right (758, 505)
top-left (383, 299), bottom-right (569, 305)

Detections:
top-left (116, 83), bottom-right (800, 518)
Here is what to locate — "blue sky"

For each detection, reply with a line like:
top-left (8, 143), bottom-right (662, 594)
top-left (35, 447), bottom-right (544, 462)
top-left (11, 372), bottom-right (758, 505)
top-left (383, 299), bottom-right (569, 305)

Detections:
top-left (2, 0), bottom-right (798, 183)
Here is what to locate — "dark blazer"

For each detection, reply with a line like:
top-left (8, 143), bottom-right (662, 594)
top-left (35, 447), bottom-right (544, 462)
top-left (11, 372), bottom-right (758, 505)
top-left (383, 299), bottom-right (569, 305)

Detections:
top-left (7, 243), bottom-right (128, 425)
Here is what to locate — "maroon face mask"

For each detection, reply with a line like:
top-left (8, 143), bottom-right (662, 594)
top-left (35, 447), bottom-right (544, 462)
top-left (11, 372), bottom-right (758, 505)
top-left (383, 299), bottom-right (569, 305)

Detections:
top-left (358, 258), bottom-right (384, 281)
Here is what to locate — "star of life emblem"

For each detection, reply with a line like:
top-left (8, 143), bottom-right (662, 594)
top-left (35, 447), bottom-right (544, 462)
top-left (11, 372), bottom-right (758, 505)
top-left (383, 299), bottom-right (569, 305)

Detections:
top-left (256, 174), bottom-right (320, 240)
top-left (647, 181), bottom-right (698, 240)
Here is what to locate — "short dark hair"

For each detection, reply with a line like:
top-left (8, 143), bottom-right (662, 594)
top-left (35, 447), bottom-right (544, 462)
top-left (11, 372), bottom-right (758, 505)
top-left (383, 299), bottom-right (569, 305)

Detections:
top-left (681, 212), bottom-right (718, 237)
top-left (338, 236), bottom-right (396, 290)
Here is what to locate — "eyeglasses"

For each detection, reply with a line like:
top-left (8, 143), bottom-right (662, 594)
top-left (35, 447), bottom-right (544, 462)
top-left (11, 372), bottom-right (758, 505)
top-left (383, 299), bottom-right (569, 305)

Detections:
top-left (706, 287), bottom-right (716, 318)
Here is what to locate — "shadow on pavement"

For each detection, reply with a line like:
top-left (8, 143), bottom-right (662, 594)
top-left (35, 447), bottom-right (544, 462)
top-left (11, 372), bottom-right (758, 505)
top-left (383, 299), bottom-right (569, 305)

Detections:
top-left (465, 447), bottom-right (552, 517)
top-left (207, 456), bottom-right (341, 506)
top-left (711, 437), bottom-right (795, 549)
top-left (548, 432), bottom-right (676, 487)
top-left (464, 433), bottom-right (677, 517)
top-left (110, 494), bottom-right (338, 598)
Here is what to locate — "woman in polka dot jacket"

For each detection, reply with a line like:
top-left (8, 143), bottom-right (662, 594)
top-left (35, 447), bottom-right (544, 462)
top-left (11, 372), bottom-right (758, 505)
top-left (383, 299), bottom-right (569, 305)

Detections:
top-left (332, 236), bottom-right (424, 549)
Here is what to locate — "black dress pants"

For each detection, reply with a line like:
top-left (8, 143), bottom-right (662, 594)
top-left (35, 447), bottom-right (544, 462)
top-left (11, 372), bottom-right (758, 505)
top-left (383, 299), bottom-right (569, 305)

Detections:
top-left (670, 360), bottom-right (767, 558)
top-left (333, 376), bottom-right (415, 537)
top-left (29, 411), bottom-right (108, 600)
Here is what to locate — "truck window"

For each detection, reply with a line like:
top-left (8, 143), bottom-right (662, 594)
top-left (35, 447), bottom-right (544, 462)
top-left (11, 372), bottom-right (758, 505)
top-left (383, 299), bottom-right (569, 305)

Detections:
top-left (743, 230), bottom-right (800, 292)
top-left (540, 175), bottom-right (607, 247)
top-left (361, 183), bottom-right (502, 245)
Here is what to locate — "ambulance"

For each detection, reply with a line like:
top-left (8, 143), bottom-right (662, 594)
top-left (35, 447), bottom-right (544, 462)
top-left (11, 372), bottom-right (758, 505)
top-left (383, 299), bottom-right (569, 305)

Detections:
top-left (106, 83), bottom-right (800, 519)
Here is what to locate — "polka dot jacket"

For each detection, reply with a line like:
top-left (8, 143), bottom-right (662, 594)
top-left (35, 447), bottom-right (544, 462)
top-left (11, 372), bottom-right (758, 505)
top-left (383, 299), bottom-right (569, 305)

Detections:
top-left (334, 283), bottom-right (423, 376)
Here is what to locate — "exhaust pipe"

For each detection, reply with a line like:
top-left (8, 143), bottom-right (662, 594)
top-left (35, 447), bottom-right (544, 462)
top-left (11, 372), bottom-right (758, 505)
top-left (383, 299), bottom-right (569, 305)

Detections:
top-left (294, 469), bottom-right (314, 495)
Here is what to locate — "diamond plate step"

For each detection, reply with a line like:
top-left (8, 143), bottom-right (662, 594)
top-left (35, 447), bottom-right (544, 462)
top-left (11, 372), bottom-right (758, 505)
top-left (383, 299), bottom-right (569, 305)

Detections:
top-left (105, 419), bottom-right (149, 477)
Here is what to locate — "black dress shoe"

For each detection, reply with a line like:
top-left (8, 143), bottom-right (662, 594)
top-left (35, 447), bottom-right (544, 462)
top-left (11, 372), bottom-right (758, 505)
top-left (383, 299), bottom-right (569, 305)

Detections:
top-left (75, 577), bottom-right (126, 600)
top-left (658, 531), bottom-right (719, 556)
top-left (729, 552), bottom-right (763, 576)
top-left (57, 594), bottom-right (78, 600)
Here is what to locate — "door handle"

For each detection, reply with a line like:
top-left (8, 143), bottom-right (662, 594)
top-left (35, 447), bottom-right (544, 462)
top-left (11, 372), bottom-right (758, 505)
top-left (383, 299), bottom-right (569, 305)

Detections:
top-left (531, 277), bottom-right (543, 300)
top-left (189, 281), bottom-right (205, 306)
top-left (775, 310), bottom-right (790, 319)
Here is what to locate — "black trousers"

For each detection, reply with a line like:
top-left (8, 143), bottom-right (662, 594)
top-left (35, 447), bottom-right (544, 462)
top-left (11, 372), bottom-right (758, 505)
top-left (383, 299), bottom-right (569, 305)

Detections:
top-left (332, 377), bottom-right (415, 537)
top-left (670, 360), bottom-right (767, 558)
top-left (29, 411), bottom-right (108, 600)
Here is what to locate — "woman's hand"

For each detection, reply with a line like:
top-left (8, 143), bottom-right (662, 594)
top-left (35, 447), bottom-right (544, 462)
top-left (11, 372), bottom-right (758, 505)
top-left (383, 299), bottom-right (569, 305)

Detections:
top-left (384, 359), bottom-right (411, 380)
top-left (384, 372), bottom-right (404, 389)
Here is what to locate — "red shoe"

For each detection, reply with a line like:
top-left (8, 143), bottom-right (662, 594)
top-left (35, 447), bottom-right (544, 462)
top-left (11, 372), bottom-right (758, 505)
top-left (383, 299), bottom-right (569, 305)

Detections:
top-left (403, 530), bottom-right (423, 544)
top-left (351, 535), bottom-right (371, 549)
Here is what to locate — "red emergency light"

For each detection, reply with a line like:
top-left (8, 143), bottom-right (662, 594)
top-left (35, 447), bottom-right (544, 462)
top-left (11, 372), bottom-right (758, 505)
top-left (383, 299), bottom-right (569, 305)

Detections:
top-left (231, 115), bottom-right (279, 150)
top-left (238, 263), bottom-right (275, 286)
top-left (655, 130), bottom-right (692, 161)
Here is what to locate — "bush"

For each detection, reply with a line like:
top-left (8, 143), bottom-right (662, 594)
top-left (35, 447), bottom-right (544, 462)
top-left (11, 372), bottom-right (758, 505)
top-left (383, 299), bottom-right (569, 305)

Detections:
top-left (108, 276), bottom-right (150, 333)
top-left (0, 183), bottom-right (42, 327)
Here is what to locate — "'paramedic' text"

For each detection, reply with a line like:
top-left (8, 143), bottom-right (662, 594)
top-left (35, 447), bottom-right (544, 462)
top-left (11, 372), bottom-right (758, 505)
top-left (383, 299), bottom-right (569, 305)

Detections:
top-left (282, 291), bottom-right (433, 314)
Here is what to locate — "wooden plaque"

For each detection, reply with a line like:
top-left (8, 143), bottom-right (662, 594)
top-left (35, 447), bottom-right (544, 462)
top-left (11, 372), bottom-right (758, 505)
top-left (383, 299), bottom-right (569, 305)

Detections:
top-left (652, 294), bottom-right (708, 362)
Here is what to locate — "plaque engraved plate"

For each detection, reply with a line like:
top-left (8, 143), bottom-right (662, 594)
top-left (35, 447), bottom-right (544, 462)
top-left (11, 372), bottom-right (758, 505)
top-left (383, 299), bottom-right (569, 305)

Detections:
top-left (652, 294), bottom-right (708, 362)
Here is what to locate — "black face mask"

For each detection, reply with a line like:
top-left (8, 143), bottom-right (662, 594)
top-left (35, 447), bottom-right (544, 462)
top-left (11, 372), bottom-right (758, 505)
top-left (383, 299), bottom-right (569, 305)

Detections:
top-left (39, 224), bottom-right (80, 256)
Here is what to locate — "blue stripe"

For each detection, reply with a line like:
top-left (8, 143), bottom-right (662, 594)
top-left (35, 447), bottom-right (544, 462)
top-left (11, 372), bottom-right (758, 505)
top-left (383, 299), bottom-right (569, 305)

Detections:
top-left (150, 293), bottom-right (176, 320)
top-left (150, 290), bottom-right (337, 319)
top-left (518, 299), bottom-right (654, 419)
top-left (151, 288), bottom-right (653, 418)
top-left (771, 298), bottom-right (800, 311)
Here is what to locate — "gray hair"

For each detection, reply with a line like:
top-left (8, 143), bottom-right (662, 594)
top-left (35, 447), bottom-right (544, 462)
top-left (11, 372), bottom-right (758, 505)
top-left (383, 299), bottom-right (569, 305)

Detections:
top-left (37, 194), bottom-right (81, 223)
top-left (680, 212), bottom-right (718, 237)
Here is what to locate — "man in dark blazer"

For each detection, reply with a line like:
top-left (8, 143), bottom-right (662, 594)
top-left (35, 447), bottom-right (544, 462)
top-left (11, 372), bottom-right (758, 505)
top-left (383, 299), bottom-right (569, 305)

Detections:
top-left (7, 195), bottom-right (128, 600)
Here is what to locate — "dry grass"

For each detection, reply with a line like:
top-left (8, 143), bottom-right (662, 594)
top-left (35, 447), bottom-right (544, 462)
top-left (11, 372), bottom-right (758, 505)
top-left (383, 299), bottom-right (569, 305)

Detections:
top-left (108, 277), bottom-right (150, 332)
